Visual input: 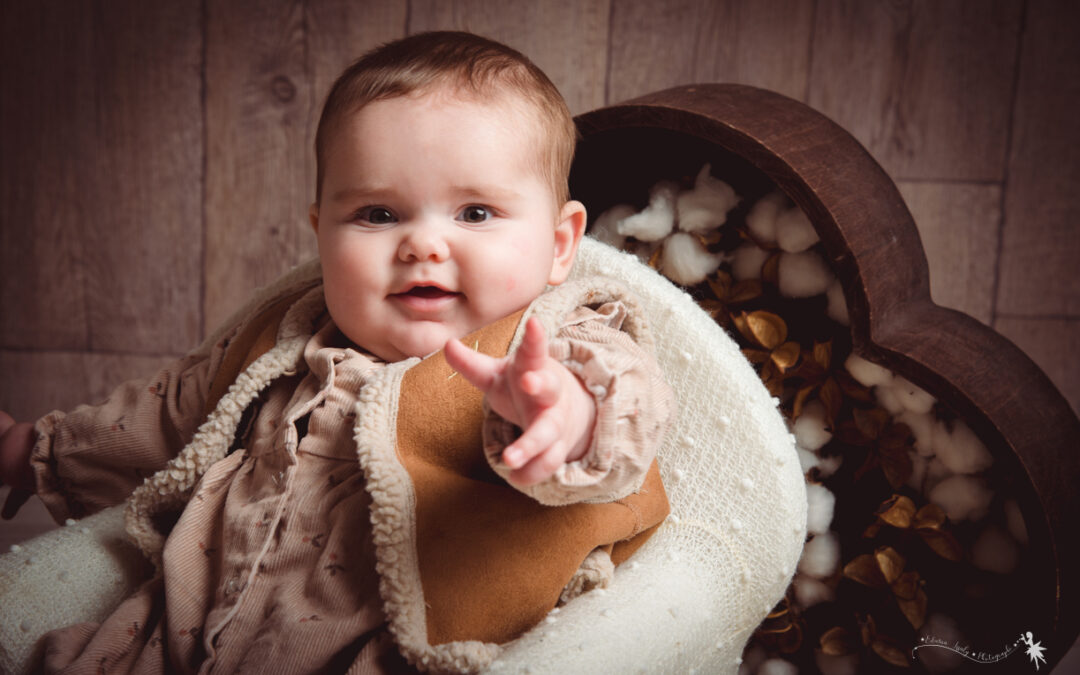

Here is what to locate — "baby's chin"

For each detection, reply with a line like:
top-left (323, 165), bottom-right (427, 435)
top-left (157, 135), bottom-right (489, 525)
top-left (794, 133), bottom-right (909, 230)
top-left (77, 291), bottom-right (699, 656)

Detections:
top-left (363, 325), bottom-right (469, 363)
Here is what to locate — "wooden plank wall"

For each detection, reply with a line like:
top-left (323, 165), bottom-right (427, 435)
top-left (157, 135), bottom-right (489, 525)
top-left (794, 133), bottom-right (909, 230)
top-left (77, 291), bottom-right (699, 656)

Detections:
top-left (1, 0), bottom-right (1077, 561)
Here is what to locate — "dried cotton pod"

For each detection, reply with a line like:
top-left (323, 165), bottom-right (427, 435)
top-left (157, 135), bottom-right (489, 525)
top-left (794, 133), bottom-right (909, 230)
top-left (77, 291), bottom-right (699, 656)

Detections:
top-left (677, 163), bottom-right (739, 233)
top-left (617, 180), bottom-right (678, 241)
top-left (660, 231), bottom-right (721, 285)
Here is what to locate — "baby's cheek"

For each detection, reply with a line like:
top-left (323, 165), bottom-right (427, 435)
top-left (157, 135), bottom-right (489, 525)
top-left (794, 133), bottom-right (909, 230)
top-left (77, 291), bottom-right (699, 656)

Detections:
top-left (505, 276), bottom-right (517, 293)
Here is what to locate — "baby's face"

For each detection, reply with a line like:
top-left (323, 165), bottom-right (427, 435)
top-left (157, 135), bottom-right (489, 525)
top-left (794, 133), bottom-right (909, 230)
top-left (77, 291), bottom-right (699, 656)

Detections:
top-left (310, 89), bottom-right (584, 362)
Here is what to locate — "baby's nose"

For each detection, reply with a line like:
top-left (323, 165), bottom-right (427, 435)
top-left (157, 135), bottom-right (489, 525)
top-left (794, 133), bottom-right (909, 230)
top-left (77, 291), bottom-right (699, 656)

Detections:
top-left (398, 222), bottom-right (450, 262)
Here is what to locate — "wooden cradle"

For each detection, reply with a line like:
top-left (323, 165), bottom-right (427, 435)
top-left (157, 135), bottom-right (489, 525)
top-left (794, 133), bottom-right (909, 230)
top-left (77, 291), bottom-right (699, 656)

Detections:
top-left (569, 84), bottom-right (1080, 672)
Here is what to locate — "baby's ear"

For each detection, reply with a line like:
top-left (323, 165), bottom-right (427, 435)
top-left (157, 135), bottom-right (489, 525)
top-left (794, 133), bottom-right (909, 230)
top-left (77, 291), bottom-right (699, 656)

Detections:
top-left (548, 200), bottom-right (587, 286)
top-left (308, 203), bottom-right (320, 234)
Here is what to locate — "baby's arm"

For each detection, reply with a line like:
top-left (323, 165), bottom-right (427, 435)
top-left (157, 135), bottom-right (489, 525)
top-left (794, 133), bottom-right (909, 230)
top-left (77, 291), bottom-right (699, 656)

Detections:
top-left (0, 410), bottom-right (35, 518)
top-left (444, 317), bottom-right (596, 487)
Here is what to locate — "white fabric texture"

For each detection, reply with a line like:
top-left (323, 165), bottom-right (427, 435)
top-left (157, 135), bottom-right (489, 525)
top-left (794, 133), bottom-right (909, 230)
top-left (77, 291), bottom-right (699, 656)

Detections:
top-left (0, 237), bottom-right (807, 674)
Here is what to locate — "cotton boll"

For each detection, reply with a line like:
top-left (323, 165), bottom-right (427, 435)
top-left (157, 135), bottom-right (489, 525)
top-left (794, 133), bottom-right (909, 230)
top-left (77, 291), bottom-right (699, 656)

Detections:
top-left (1004, 499), bottom-right (1029, 545)
top-left (661, 232), bottom-right (721, 285)
top-left (844, 354), bottom-right (894, 388)
top-left (918, 614), bottom-right (966, 672)
top-left (590, 204), bottom-right (636, 249)
top-left (907, 451), bottom-right (929, 492)
top-left (798, 532), bottom-right (840, 578)
top-left (929, 475), bottom-right (993, 522)
top-left (815, 454), bottom-right (842, 479)
top-left (815, 652), bottom-right (858, 675)
top-left (826, 279), bottom-right (849, 325)
top-left (793, 575), bottom-right (835, 608)
top-left (747, 191), bottom-right (786, 246)
top-left (898, 410), bottom-right (935, 457)
top-left (923, 457), bottom-right (952, 496)
top-left (932, 419), bottom-right (993, 474)
top-left (778, 250), bottom-right (835, 298)
top-left (806, 483), bottom-right (836, 535)
top-left (892, 376), bottom-right (936, 414)
top-left (776, 206), bottom-right (819, 253)
top-left (874, 383), bottom-right (905, 415)
top-left (676, 164), bottom-right (739, 233)
top-left (972, 526), bottom-right (1020, 574)
top-left (731, 243), bottom-right (771, 281)
top-left (759, 658), bottom-right (799, 675)
top-left (793, 400), bottom-right (832, 451)
top-left (797, 447), bottom-right (821, 473)
top-left (617, 180), bottom-right (678, 242)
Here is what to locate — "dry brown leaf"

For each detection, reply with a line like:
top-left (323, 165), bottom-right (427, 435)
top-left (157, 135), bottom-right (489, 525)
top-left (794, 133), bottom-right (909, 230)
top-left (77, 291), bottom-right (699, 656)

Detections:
top-left (793, 386), bottom-right (814, 419)
top-left (919, 528), bottom-right (963, 562)
top-left (772, 341), bottom-right (801, 372)
top-left (863, 520), bottom-right (883, 539)
top-left (813, 341), bottom-right (833, 370)
top-left (762, 252), bottom-right (781, 285)
top-left (896, 586), bottom-right (928, 629)
top-left (742, 348), bottom-right (771, 365)
top-left (891, 571), bottom-right (919, 600)
top-left (871, 638), bottom-right (911, 667)
top-left (875, 546), bottom-right (906, 584)
top-left (648, 246), bottom-right (662, 269)
top-left (707, 271), bottom-right (731, 299)
top-left (880, 442), bottom-right (914, 490)
top-left (819, 378), bottom-right (843, 426)
top-left (819, 626), bottom-right (857, 656)
top-left (853, 407), bottom-right (891, 440)
top-left (877, 494), bottom-right (916, 529)
top-left (843, 554), bottom-right (888, 588)
top-left (913, 503), bottom-right (946, 530)
top-left (746, 310), bottom-right (788, 349)
top-left (730, 279), bottom-right (763, 303)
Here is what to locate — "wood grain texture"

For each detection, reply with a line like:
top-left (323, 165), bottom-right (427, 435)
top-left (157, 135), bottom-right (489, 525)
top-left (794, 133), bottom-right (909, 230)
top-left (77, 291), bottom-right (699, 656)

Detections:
top-left (1, 2), bottom-right (203, 355)
top-left (1, 2), bottom-right (91, 351)
top-left (204, 0), bottom-right (315, 331)
top-left (408, 0), bottom-right (610, 115)
top-left (0, 350), bottom-right (176, 423)
top-left (608, 0), bottom-right (814, 105)
top-left (995, 317), bottom-right (1080, 418)
top-left (896, 181), bottom-right (1001, 325)
top-left (997, 0), bottom-right (1080, 316)
top-left (204, 0), bottom-right (407, 332)
top-left (808, 0), bottom-right (1022, 182)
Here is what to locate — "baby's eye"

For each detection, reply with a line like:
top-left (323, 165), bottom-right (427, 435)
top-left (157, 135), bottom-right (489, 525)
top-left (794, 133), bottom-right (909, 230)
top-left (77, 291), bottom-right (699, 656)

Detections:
top-left (458, 205), bottom-right (491, 224)
top-left (356, 206), bottom-right (396, 225)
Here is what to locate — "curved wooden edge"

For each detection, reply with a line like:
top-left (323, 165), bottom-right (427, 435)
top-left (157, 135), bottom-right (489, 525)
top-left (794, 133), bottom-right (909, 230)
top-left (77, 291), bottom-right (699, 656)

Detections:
top-left (572, 83), bottom-right (1080, 660)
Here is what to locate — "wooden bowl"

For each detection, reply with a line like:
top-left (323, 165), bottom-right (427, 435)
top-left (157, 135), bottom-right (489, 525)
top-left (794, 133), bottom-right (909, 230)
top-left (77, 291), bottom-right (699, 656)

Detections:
top-left (570, 83), bottom-right (1080, 671)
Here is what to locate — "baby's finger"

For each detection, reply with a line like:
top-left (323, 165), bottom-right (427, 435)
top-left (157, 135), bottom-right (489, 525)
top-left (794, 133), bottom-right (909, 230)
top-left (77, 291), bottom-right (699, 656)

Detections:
top-left (444, 338), bottom-right (499, 391)
top-left (512, 318), bottom-right (550, 374)
top-left (509, 441), bottom-right (571, 487)
top-left (1, 487), bottom-right (31, 520)
top-left (518, 369), bottom-right (559, 407)
top-left (502, 410), bottom-right (561, 469)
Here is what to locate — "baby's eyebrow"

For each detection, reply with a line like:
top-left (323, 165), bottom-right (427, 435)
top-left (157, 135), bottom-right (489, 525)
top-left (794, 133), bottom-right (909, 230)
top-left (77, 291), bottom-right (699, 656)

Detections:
top-left (328, 186), bottom-right (394, 204)
top-left (450, 185), bottom-right (523, 203)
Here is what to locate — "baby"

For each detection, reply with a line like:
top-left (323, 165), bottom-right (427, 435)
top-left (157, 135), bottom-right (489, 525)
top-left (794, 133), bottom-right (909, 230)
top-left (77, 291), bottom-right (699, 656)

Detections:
top-left (0, 31), bottom-right (673, 674)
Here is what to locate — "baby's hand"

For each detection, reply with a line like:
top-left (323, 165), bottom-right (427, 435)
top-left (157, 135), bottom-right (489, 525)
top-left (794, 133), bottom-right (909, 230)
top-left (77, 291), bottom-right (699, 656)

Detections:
top-left (0, 410), bottom-right (36, 519)
top-left (444, 318), bottom-right (596, 487)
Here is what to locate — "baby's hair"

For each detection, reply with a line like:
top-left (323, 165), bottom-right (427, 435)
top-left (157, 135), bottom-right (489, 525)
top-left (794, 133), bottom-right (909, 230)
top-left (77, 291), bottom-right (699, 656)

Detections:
top-left (314, 31), bottom-right (577, 205)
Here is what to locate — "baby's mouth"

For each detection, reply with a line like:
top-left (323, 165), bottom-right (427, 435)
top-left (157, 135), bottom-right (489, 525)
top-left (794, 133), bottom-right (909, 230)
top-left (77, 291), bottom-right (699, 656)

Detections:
top-left (390, 285), bottom-right (461, 310)
top-left (402, 285), bottom-right (456, 299)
